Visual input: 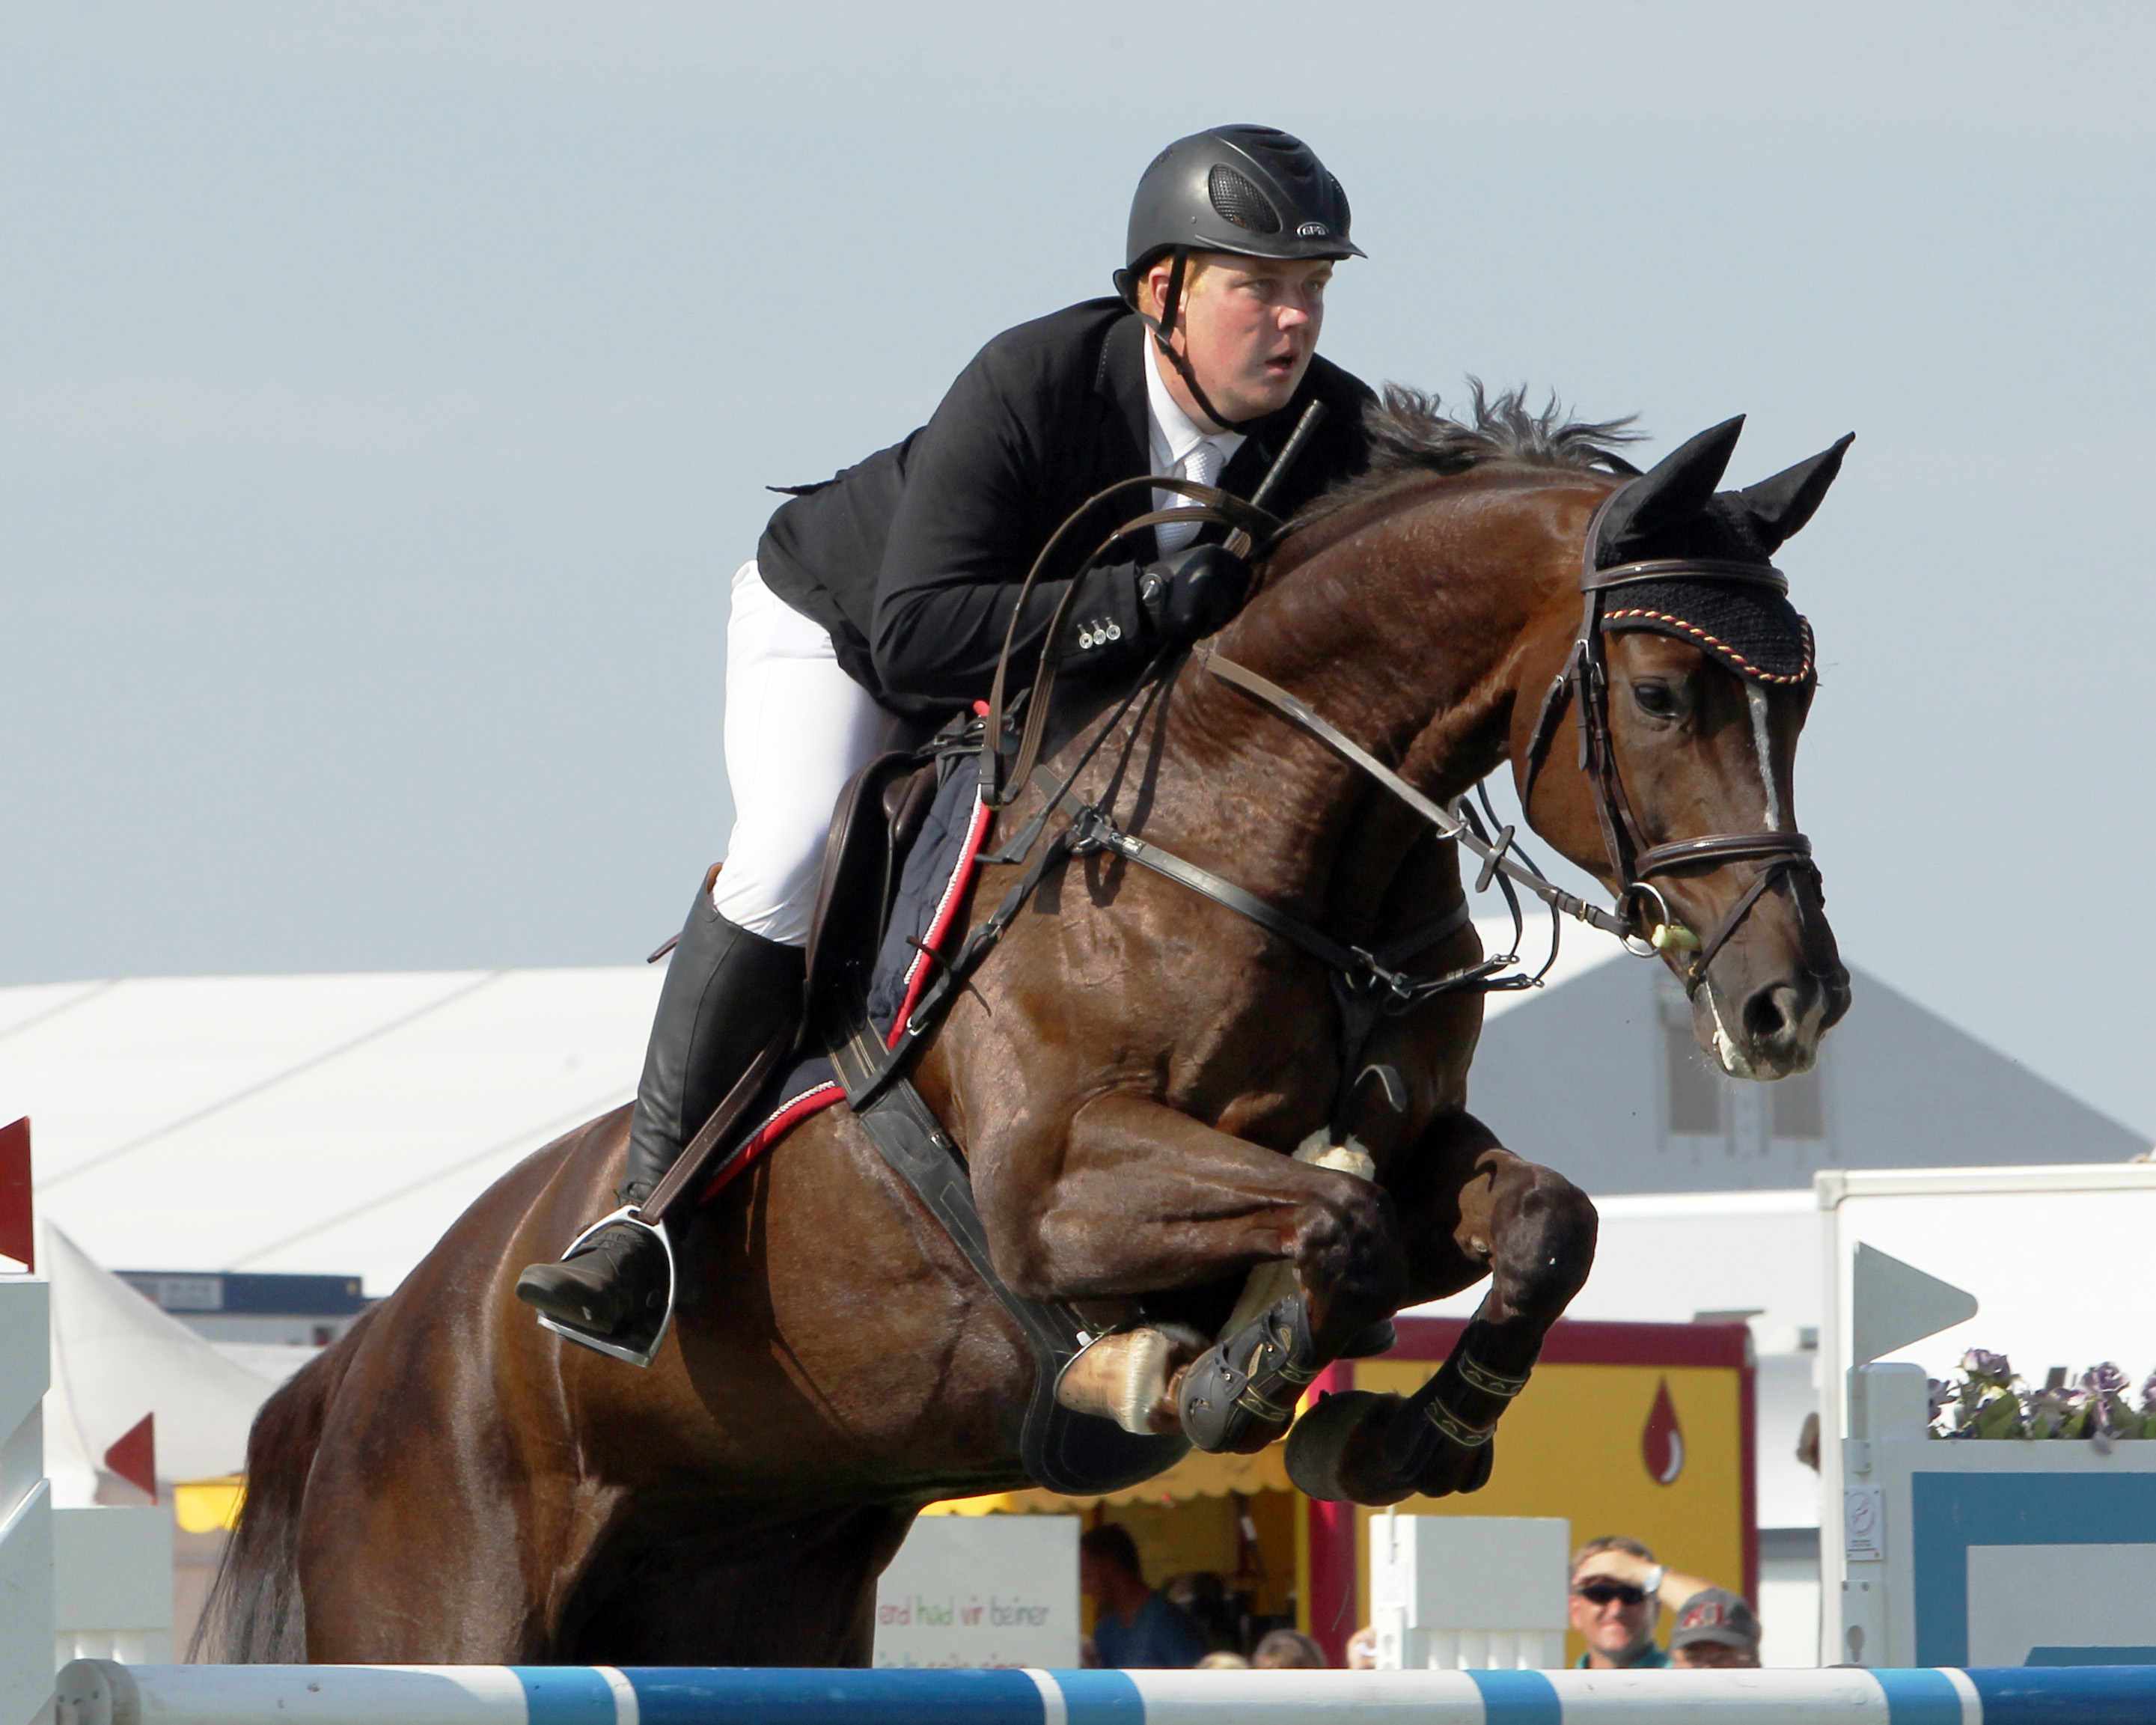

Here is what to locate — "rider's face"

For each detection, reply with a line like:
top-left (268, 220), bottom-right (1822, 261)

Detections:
top-left (1147, 253), bottom-right (1332, 428)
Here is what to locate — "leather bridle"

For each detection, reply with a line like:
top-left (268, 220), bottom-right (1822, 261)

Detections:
top-left (1514, 483), bottom-right (1820, 995)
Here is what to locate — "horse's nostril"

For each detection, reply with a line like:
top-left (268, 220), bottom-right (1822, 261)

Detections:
top-left (1742, 982), bottom-right (1801, 1047)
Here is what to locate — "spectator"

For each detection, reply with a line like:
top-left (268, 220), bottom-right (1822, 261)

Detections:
top-left (1670, 1589), bottom-right (1762, 1669)
top-left (1194, 1651), bottom-right (1251, 1670)
top-left (1251, 1628), bottom-right (1328, 1669)
top-left (1567, 1536), bottom-right (1719, 1670)
top-left (1080, 1524), bottom-right (1207, 1669)
top-left (1346, 1625), bottom-right (1378, 1670)
top-left (1163, 1571), bottom-right (1242, 1653)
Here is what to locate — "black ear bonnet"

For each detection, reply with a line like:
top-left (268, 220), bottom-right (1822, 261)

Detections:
top-left (1592, 419), bottom-right (1853, 686)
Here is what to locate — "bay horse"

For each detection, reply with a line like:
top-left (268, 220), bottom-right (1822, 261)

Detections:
top-left (201, 391), bottom-right (1849, 1664)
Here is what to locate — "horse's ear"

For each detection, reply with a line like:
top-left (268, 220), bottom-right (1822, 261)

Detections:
top-left (1723, 433), bottom-right (1855, 553)
top-left (1595, 415), bottom-right (1745, 567)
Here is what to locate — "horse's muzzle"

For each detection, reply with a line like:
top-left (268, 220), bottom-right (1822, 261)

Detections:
top-left (1716, 964), bottom-right (1848, 1081)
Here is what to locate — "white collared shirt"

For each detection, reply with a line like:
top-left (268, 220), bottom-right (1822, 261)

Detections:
top-left (1142, 338), bottom-right (1245, 552)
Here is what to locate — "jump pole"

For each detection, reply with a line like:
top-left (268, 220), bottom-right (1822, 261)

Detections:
top-left (55, 1661), bottom-right (2156, 1725)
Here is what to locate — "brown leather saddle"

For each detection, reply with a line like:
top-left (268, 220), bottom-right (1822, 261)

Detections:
top-left (801, 747), bottom-right (941, 1035)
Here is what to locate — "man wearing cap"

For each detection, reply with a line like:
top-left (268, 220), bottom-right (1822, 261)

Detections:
top-left (1670, 1589), bottom-right (1762, 1669)
top-left (1567, 1536), bottom-right (1722, 1670)
top-left (518, 126), bottom-right (1376, 1346)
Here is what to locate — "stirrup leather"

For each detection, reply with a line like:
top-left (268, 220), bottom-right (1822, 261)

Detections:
top-left (532, 1205), bottom-right (677, 1369)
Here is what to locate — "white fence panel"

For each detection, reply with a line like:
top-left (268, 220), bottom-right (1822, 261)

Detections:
top-left (1, 1277), bottom-right (55, 1725)
top-left (1368, 1512), bottom-right (1569, 1670)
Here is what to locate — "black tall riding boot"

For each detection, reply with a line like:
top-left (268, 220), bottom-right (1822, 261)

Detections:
top-left (515, 883), bottom-right (804, 1340)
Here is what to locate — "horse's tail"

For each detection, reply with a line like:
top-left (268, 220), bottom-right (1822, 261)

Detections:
top-left (190, 1304), bottom-right (376, 1662)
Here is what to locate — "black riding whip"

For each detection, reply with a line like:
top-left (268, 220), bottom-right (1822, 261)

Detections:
top-left (1248, 399), bottom-right (1327, 514)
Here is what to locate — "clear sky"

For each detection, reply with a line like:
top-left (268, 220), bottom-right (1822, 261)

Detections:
top-left (4, 4), bottom-right (2152, 1136)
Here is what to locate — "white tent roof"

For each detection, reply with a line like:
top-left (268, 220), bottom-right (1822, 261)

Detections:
top-left (0, 923), bottom-right (1618, 1296)
top-left (4, 967), bottom-right (659, 1292)
top-left (44, 1221), bottom-right (277, 1499)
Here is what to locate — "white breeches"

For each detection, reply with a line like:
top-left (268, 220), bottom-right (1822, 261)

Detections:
top-left (710, 560), bottom-right (907, 947)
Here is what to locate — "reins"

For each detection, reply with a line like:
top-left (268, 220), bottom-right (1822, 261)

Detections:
top-left (980, 474), bottom-right (1276, 810)
top-left (1190, 646), bottom-right (1637, 948)
top-left (980, 400), bottom-right (1328, 809)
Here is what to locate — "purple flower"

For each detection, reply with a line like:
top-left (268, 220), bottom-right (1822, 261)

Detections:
top-left (1962, 1349), bottom-right (2014, 1383)
top-left (2083, 1364), bottom-right (2129, 1446)
top-left (2142, 1371), bottom-right (2156, 1414)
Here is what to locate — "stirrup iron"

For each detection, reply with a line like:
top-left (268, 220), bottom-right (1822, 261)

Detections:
top-left (532, 1205), bottom-right (678, 1369)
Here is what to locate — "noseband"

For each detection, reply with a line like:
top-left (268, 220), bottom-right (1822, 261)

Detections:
top-left (1515, 484), bottom-right (1820, 995)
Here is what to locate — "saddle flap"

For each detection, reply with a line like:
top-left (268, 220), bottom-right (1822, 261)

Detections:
top-left (803, 751), bottom-right (919, 1025)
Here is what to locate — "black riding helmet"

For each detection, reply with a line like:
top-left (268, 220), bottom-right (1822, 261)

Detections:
top-left (1114, 125), bottom-right (1363, 427)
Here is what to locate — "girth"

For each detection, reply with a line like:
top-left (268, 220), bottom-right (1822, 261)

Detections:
top-left (827, 1007), bottom-right (1188, 1496)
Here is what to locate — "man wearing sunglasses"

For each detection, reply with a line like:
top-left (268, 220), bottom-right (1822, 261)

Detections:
top-left (1567, 1537), bottom-right (1720, 1670)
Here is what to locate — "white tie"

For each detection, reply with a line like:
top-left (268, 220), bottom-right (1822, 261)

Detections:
top-left (1155, 439), bottom-right (1224, 555)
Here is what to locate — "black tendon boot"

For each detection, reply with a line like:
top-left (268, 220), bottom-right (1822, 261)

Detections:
top-left (1177, 1295), bottom-right (1320, 1454)
top-left (1378, 1311), bottom-right (1533, 1493)
top-left (515, 884), bottom-right (804, 1343)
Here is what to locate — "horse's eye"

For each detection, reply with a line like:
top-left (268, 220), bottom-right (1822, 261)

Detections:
top-left (1633, 680), bottom-right (1678, 719)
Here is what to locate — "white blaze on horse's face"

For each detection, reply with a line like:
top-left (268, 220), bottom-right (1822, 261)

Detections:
top-left (1745, 683), bottom-right (1783, 831)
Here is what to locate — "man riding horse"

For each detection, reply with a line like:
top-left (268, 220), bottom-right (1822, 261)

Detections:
top-left (516, 125), bottom-right (1379, 1345)
top-left (213, 117), bottom-right (1854, 1647)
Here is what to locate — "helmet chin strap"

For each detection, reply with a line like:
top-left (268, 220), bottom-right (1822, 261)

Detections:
top-left (1132, 246), bottom-right (1265, 433)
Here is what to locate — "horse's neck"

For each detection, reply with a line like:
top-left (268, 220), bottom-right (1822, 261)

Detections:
top-left (1177, 480), bottom-right (1558, 846)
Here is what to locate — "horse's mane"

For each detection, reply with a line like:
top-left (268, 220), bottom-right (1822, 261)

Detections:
top-left (1306, 382), bottom-right (1643, 520)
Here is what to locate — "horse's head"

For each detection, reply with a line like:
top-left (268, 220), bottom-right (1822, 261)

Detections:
top-left (1513, 418), bottom-right (1854, 1080)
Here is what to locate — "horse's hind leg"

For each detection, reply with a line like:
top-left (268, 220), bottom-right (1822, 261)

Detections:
top-left (1288, 1110), bottom-right (1597, 1503)
top-left (558, 1503), bottom-right (915, 1666)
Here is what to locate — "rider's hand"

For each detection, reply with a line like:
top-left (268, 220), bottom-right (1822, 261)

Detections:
top-left (1138, 543), bottom-right (1252, 644)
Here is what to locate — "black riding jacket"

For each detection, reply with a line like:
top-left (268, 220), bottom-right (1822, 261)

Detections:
top-left (757, 298), bottom-right (1375, 718)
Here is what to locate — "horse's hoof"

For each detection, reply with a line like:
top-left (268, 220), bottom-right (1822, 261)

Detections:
top-left (1284, 1390), bottom-right (1415, 1505)
top-left (1057, 1325), bottom-right (1206, 1435)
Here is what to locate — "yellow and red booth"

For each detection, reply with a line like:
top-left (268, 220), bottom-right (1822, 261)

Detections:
top-left (927, 1315), bottom-right (1756, 1668)
top-left (1299, 1316), bottom-right (1756, 1664)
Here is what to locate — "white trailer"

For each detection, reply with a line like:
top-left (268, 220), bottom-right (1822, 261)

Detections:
top-left (1818, 1162), bottom-right (2156, 1668)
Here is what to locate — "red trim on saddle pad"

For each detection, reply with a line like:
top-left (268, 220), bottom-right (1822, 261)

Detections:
top-left (697, 762), bottom-right (997, 1206)
top-left (698, 1081), bottom-right (845, 1203)
top-left (886, 789), bottom-right (995, 1048)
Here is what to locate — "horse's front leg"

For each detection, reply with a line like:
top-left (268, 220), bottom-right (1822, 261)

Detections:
top-left (975, 1090), bottom-right (1408, 1455)
top-left (1287, 1108), bottom-right (1597, 1503)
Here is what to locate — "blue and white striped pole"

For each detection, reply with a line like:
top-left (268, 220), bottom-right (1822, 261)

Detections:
top-left (53, 1661), bottom-right (2156, 1725)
